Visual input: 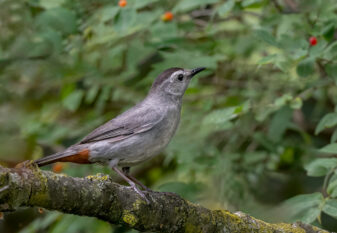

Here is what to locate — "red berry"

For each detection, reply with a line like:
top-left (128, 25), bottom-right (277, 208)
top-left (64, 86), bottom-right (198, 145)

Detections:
top-left (309, 36), bottom-right (317, 46)
top-left (161, 12), bottom-right (174, 22)
top-left (119, 0), bottom-right (127, 7)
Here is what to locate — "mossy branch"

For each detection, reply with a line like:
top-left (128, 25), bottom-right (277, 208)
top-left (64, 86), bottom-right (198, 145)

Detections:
top-left (0, 164), bottom-right (329, 233)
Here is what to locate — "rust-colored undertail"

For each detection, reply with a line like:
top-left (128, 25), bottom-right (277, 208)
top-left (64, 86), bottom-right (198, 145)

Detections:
top-left (35, 149), bottom-right (91, 167)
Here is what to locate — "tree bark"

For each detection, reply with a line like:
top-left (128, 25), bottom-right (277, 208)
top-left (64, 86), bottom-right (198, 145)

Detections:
top-left (0, 163), bottom-right (329, 233)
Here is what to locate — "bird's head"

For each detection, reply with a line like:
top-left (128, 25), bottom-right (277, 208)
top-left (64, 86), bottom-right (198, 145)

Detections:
top-left (150, 67), bottom-right (205, 99)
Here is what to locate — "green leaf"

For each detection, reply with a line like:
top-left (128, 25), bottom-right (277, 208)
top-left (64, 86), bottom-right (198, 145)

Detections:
top-left (325, 63), bottom-right (337, 79)
top-left (203, 107), bottom-right (238, 125)
top-left (40, 212), bottom-right (62, 229)
top-left (39, 0), bottom-right (66, 9)
top-left (322, 22), bottom-right (335, 41)
top-left (85, 85), bottom-right (100, 104)
top-left (35, 8), bottom-right (77, 35)
top-left (131, 0), bottom-right (160, 9)
top-left (284, 192), bottom-right (323, 210)
top-left (297, 58), bottom-right (315, 77)
top-left (257, 54), bottom-right (277, 65)
top-left (98, 6), bottom-right (120, 23)
top-left (174, 0), bottom-right (218, 12)
top-left (268, 107), bottom-right (292, 142)
top-left (63, 90), bottom-right (84, 112)
top-left (284, 193), bottom-right (323, 223)
top-left (324, 41), bottom-right (337, 60)
top-left (113, 8), bottom-right (138, 34)
top-left (331, 129), bottom-right (337, 143)
top-left (243, 152), bottom-right (267, 165)
top-left (19, 212), bottom-right (61, 233)
top-left (217, 0), bottom-right (235, 16)
top-left (152, 50), bottom-right (220, 71)
top-left (290, 97), bottom-right (303, 109)
top-left (242, 0), bottom-right (264, 8)
top-left (305, 158), bottom-right (337, 177)
top-left (320, 143), bottom-right (337, 154)
top-left (274, 94), bottom-right (293, 107)
top-left (280, 147), bottom-right (295, 164)
top-left (315, 112), bottom-right (337, 135)
top-left (327, 177), bottom-right (337, 198)
top-left (309, 40), bottom-right (327, 58)
top-left (299, 207), bottom-right (321, 224)
top-left (255, 29), bottom-right (280, 48)
top-left (323, 199), bottom-right (337, 218)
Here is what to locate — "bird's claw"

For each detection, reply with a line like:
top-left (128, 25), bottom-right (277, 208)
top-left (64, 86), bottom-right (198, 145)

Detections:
top-left (131, 185), bottom-right (150, 204)
top-left (139, 184), bottom-right (152, 192)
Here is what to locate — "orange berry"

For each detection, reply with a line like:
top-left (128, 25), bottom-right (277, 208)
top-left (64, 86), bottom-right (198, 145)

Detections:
top-left (161, 12), bottom-right (174, 22)
top-left (119, 0), bottom-right (127, 7)
top-left (52, 163), bottom-right (63, 173)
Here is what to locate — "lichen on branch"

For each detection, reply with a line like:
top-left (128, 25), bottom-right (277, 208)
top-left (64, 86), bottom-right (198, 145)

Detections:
top-left (0, 164), bottom-right (329, 233)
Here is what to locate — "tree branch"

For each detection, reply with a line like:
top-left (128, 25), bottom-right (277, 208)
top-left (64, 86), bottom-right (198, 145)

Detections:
top-left (0, 164), bottom-right (329, 233)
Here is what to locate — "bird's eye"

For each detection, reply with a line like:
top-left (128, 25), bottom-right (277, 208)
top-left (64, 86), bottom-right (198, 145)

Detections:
top-left (177, 74), bottom-right (184, 81)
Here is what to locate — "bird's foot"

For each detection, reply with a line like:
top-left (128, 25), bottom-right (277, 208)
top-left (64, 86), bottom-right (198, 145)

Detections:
top-left (130, 184), bottom-right (150, 204)
top-left (125, 174), bottom-right (152, 192)
top-left (138, 183), bottom-right (152, 192)
top-left (111, 166), bottom-right (151, 203)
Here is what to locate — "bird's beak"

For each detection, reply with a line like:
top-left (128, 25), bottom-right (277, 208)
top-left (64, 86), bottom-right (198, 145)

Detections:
top-left (189, 67), bottom-right (206, 78)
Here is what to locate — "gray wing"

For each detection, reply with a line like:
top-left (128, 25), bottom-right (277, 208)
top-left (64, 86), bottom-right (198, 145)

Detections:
top-left (79, 105), bottom-right (163, 144)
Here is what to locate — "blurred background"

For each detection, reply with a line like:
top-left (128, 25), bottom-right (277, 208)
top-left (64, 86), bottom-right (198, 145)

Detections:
top-left (1, 0), bottom-right (337, 232)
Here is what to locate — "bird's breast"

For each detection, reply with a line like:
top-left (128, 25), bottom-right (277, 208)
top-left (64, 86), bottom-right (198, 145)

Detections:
top-left (119, 105), bottom-right (181, 166)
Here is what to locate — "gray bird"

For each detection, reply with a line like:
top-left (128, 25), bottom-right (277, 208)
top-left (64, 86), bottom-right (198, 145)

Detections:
top-left (35, 67), bottom-right (205, 200)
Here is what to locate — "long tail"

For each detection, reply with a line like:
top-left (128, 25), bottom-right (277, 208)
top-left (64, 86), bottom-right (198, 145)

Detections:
top-left (35, 148), bottom-right (91, 167)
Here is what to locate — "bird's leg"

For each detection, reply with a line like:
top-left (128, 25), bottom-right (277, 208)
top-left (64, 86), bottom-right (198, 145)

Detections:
top-left (112, 166), bottom-right (149, 203)
top-left (122, 167), bottom-right (130, 174)
top-left (122, 167), bottom-right (152, 191)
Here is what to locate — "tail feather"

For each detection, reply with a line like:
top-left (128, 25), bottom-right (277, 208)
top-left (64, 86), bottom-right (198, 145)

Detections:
top-left (35, 151), bottom-right (73, 167)
top-left (35, 148), bottom-right (91, 167)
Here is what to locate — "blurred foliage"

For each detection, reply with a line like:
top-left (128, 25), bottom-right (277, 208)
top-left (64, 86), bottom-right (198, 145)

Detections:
top-left (1, 0), bottom-right (337, 232)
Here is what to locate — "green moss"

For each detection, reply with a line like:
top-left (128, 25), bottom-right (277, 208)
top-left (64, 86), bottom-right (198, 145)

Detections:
top-left (122, 210), bottom-right (138, 227)
top-left (185, 222), bottom-right (202, 233)
top-left (132, 198), bottom-right (145, 210)
top-left (275, 223), bottom-right (306, 233)
top-left (30, 192), bottom-right (49, 205)
top-left (86, 173), bottom-right (110, 181)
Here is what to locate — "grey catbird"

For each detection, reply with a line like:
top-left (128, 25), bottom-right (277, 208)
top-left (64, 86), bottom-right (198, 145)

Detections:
top-left (35, 67), bottom-right (205, 200)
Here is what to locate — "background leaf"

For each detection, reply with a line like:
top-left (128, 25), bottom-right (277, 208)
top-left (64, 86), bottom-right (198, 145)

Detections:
top-left (323, 199), bottom-right (337, 219)
top-left (320, 144), bottom-right (337, 154)
top-left (297, 58), bottom-right (315, 77)
top-left (315, 113), bottom-right (337, 135)
top-left (305, 158), bottom-right (337, 177)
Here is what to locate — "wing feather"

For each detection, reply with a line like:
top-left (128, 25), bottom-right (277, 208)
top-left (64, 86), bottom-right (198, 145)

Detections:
top-left (79, 106), bottom-right (163, 144)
